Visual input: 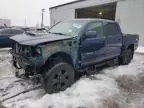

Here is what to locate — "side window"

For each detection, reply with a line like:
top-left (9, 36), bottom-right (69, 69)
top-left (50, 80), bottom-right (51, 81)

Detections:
top-left (103, 22), bottom-right (120, 36)
top-left (86, 22), bottom-right (103, 37)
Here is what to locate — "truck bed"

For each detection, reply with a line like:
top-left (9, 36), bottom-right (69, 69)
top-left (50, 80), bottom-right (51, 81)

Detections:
top-left (122, 34), bottom-right (139, 50)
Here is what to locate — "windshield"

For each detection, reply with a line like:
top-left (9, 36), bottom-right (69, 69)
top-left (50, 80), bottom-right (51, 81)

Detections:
top-left (48, 20), bottom-right (86, 36)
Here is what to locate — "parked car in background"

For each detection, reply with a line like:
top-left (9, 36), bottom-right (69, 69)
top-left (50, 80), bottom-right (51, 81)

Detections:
top-left (0, 26), bottom-right (6, 29)
top-left (0, 28), bottom-right (24, 47)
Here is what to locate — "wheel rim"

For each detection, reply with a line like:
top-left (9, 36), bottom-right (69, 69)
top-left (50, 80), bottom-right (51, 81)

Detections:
top-left (52, 69), bottom-right (69, 90)
top-left (44, 62), bottom-right (74, 93)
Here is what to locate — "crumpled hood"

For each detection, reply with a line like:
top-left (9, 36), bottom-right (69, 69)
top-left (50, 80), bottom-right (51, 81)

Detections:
top-left (10, 33), bottom-right (73, 46)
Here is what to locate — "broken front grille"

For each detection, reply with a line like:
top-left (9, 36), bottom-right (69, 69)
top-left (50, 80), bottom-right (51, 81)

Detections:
top-left (11, 43), bottom-right (31, 57)
top-left (15, 43), bottom-right (23, 54)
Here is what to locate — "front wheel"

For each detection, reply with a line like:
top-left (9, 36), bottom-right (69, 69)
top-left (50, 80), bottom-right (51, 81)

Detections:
top-left (43, 62), bottom-right (75, 94)
top-left (119, 48), bottom-right (134, 65)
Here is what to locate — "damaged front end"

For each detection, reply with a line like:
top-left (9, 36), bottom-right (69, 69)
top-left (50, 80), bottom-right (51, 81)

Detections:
top-left (10, 43), bottom-right (45, 78)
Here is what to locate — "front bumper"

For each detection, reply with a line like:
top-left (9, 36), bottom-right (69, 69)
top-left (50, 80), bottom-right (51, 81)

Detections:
top-left (10, 49), bottom-right (45, 73)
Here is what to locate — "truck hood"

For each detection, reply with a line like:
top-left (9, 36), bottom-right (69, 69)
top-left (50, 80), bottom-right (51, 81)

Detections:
top-left (10, 33), bottom-right (73, 46)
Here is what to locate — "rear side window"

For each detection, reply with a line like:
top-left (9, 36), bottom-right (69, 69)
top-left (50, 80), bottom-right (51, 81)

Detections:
top-left (103, 22), bottom-right (120, 36)
top-left (86, 22), bottom-right (103, 37)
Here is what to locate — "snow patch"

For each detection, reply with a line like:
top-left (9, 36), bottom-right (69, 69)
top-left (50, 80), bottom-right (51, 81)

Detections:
top-left (26, 54), bottom-right (144, 108)
top-left (136, 46), bottom-right (144, 54)
top-left (27, 75), bottom-right (120, 108)
top-left (0, 50), bottom-right (144, 108)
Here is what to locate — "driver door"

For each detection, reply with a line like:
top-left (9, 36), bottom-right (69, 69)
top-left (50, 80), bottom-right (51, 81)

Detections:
top-left (81, 21), bottom-right (106, 66)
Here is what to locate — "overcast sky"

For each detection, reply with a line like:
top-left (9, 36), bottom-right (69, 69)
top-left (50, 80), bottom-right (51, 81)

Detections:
top-left (0, 0), bottom-right (75, 27)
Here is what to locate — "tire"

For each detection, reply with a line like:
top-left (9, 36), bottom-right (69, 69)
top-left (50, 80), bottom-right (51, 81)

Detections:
top-left (13, 59), bottom-right (22, 69)
top-left (43, 61), bottom-right (75, 94)
top-left (120, 48), bottom-right (134, 65)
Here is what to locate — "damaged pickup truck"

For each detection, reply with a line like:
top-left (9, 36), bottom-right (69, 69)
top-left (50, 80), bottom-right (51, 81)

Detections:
top-left (10, 19), bottom-right (139, 93)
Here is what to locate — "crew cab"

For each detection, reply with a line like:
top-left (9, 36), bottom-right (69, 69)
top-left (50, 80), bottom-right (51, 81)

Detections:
top-left (10, 19), bottom-right (139, 93)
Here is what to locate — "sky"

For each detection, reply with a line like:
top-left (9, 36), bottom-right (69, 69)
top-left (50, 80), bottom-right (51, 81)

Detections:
top-left (0, 0), bottom-right (75, 27)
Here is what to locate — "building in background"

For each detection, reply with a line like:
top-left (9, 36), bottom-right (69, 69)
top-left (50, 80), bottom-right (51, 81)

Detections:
top-left (0, 19), bottom-right (11, 27)
top-left (49, 0), bottom-right (144, 46)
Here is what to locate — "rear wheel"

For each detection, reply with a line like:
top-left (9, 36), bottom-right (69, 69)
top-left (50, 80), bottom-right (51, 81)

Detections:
top-left (43, 61), bottom-right (75, 94)
top-left (119, 48), bottom-right (134, 65)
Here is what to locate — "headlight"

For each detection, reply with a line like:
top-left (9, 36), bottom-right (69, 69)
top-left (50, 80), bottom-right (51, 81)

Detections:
top-left (35, 47), bottom-right (42, 55)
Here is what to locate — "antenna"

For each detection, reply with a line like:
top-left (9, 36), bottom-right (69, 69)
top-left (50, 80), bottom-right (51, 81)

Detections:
top-left (24, 18), bottom-right (27, 28)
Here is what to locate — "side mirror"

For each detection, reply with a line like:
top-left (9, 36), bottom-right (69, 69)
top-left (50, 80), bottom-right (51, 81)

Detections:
top-left (85, 31), bottom-right (97, 38)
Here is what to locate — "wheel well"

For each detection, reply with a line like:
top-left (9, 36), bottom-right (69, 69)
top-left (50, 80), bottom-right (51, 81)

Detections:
top-left (40, 52), bottom-right (74, 74)
top-left (45, 52), bottom-right (73, 66)
top-left (128, 44), bottom-right (134, 51)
